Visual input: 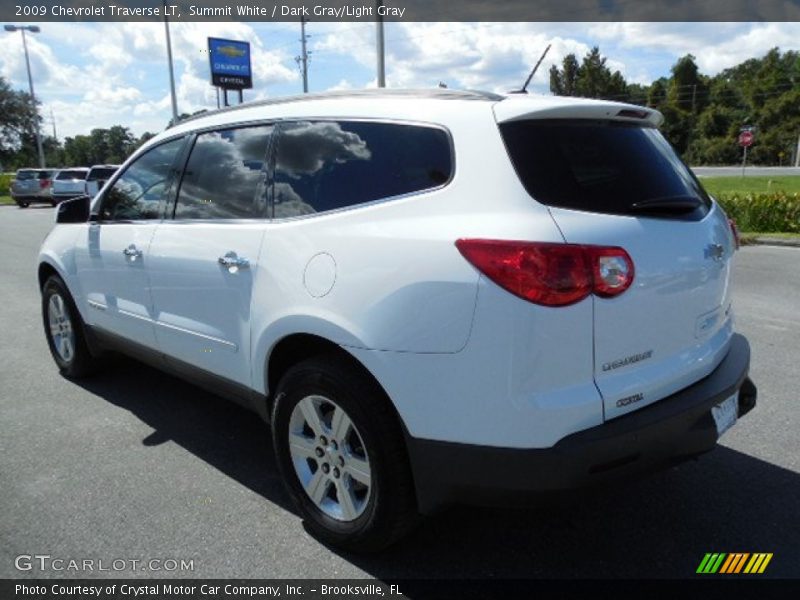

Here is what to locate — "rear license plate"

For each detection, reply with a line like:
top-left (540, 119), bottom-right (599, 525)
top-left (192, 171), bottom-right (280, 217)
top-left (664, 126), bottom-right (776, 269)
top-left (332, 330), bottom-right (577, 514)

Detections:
top-left (712, 392), bottom-right (738, 437)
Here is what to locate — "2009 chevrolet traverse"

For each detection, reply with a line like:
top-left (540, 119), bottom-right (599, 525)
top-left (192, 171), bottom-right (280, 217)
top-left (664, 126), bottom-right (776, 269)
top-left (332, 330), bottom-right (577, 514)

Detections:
top-left (38, 89), bottom-right (755, 551)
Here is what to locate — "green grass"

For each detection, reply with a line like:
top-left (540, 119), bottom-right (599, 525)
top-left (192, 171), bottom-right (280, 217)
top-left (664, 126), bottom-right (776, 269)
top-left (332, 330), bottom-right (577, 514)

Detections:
top-left (701, 176), bottom-right (800, 196)
top-left (0, 195), bottom-right (13, 206)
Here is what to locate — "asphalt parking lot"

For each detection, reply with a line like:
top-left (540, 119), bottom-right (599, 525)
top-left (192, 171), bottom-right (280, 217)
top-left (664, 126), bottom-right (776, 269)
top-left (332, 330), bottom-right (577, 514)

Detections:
top-left (0, 205), bottom-right (798, 580)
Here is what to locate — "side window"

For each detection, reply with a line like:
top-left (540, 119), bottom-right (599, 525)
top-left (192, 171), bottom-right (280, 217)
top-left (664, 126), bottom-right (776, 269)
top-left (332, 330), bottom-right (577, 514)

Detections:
top-left (99, 138), bottom-right (185, 221)
top-left (273, 120), bottom-right (452, 218)
top-left (173, 125), bottom-right (273, 220)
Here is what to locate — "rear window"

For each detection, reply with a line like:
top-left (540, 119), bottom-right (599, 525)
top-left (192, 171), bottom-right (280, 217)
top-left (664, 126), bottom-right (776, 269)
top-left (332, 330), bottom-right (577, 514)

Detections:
top-left (15, 170), bottom-right (36, 181)
top-left (38, 171), bottom-right (54, 180)
top-left (56, 170), bottom-right (88, 181)
top-left (499, 120), bottom-right (710, 220)
top-left (87, 167), bottom-right (117, 181)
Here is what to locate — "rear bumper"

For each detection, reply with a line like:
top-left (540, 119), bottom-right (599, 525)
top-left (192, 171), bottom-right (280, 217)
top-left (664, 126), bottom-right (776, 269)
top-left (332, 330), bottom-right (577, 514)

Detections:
top-left (406, 333), bottom-right (755, 514)
top-left (51, 193), bottom-right (83, 202)
top-left (11, 192), bottom-right (51, 202)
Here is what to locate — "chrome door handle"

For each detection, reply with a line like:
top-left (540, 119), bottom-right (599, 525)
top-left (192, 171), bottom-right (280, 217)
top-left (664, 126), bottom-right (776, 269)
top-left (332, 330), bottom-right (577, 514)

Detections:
top-left (218, 251), bottom-right (250, 273)
top-left (123, 244), bottom-right (143, 260)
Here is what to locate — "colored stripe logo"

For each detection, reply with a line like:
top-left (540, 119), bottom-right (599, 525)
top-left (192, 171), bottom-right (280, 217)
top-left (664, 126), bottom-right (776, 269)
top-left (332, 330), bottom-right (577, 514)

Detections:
top-left (697, 553), bottom-right (773, 574)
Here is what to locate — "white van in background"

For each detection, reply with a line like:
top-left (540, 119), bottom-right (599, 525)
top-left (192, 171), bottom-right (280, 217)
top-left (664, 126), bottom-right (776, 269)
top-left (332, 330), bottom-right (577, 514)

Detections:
top-left (51, 168), bottom-right (89, 204)
top-left (85, 165), bottom-right (120, 198)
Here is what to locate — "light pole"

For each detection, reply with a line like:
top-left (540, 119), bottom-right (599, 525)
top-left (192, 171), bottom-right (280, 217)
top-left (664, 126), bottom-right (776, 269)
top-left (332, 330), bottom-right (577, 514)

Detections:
top-left (162, 2), bottom-right (179, 125)
top-left (375, 1), bottom-right (385, 87)
top-left (4, 24), bottom-right (45, 168)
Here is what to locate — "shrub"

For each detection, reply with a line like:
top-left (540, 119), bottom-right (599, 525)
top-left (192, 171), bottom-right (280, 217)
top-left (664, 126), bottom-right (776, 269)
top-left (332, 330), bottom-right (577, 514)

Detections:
top-left (716, 192), bottom-right (800, 233)
top-left (0, 172), bottom-right (13, 195)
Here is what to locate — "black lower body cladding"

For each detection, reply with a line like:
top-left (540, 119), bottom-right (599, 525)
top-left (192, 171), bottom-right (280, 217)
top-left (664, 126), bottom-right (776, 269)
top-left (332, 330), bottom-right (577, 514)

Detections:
top-left (406, 334), bottom-right (754, 514)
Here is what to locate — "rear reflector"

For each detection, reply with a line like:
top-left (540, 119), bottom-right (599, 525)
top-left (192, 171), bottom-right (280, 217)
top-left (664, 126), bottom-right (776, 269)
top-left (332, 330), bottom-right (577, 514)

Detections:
top-left (586, 246), bottom-right (635, 297)
top-left (728, 218), bottom-right (740, 250)
top-left (40, 179), bottom-right (50, 189)
top-left (455, 239), bottom-right (634, 307)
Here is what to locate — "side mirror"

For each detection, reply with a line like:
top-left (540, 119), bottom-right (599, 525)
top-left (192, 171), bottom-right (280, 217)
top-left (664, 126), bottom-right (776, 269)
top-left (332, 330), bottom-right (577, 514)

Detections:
top-left (56, 195), bottom-right (90, 224)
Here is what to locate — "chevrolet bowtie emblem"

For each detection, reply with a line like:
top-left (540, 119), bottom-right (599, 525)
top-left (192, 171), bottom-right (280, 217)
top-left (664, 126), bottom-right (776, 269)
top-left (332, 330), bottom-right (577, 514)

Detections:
top-left (705, 243), bottom-right (725, 261)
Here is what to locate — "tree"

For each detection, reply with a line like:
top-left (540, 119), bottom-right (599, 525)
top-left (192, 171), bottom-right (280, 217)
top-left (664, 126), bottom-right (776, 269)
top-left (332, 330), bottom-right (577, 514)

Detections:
top-left (647, 78), bottom-right (668, 108)
top-left (549, 47), bottom-right (628, 101)
top-left (627, 83), bottom-right (649, 106)
top-left (135, 132), bottom-right (157, 150)
top-left (63, 125), bottom-right (138, 166)
top-left (63, 135), bottom-right (93, 166)
top-left (668, 54), bottom-right (708, 113)
top-left (549, 53), bottom-right (579, 96)
top-left (0, 76), bottom-right (41, 167)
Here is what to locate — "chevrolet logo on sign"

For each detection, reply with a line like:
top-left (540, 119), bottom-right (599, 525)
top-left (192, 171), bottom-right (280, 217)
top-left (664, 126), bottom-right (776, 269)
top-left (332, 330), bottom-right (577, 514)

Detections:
top-left (217, 45), bottom-right (246, 58)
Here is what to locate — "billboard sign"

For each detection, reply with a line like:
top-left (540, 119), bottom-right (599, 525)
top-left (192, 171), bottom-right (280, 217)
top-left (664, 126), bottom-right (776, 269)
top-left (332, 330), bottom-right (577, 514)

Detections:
top-left (208, 38), bottom-right (252, 89)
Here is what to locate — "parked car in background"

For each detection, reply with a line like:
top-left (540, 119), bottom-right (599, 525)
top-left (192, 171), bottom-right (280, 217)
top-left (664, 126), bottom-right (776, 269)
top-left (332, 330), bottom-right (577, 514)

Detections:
top-left (85, 165), bottom-right (120, 198)
top-left (51, 168), bottom-right (90, 204)
top-left (10, 168), bottom-right (57, 207)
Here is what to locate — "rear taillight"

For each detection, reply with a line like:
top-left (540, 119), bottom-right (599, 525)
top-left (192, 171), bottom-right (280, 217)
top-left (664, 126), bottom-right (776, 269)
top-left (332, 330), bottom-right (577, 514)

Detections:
top-left (40, 179), bottom-right (50, 189)
top-left (728, 218), bottom-right (740, 250)
top-left (455, 239), bottom-right (634, 307)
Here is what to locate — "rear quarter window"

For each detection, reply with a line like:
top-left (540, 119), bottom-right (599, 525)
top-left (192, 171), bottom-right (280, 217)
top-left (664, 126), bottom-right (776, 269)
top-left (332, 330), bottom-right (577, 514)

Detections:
top-left (272, 120), bottom-right (452, 218)
top-left (499, 120), bottom-right (710, 220)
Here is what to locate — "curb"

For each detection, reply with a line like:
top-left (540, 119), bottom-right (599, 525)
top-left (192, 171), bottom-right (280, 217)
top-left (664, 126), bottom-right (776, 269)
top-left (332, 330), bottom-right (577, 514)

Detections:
top-left (744, 237), bottom-right (800, 248)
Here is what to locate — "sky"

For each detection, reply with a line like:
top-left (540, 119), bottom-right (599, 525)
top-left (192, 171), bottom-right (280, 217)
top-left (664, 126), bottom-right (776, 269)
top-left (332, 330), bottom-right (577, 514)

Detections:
top-left (0, 21), bottom-right (798, 140)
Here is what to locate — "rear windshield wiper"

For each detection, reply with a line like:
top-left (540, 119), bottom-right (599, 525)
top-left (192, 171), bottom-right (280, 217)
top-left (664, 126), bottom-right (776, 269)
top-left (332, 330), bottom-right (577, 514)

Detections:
top-left (630, 196), bottom-right (702, 213)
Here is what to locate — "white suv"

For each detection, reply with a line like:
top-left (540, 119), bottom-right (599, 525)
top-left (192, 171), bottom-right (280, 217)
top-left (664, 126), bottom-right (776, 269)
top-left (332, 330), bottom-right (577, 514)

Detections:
top-left (38, 89), bottom-right (755, 551)
top-left (51, 167), bottom-right (90, 204)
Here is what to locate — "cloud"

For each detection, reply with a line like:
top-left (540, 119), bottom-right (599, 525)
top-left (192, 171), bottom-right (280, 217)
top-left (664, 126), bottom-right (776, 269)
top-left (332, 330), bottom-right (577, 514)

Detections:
top-left (1, 22), bottom-right (302, 138)
top-left (1, 21), bottom-right (798, 142)
top-left (585, 22), bottom-right (800, 75)
top-left (316, 23), bottom-right (593, 93)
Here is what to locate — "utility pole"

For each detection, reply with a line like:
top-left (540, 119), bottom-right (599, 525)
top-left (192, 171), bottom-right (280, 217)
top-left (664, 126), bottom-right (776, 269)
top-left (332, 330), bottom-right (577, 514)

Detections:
top-left (376, 0), bottom-right (386, 87)
top-left (163, 1), bottom-right (179, 124)
top-left (795, 132), bottom-right (800, 168)
top-left (691, 84), bottom-right (697, 113)
top-left (297, 15), bottom-right (309, 93)
top-left (49, 107), bottom-right (57, 140)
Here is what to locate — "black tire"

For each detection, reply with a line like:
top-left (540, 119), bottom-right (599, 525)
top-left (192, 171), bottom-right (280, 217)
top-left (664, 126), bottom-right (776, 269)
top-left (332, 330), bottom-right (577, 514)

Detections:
top-left (272, 355), bottom-right (418, 552)
top-left (16, 199), bottom-right (30, 208)
top-left (42, 275), bottom-right (98, 378)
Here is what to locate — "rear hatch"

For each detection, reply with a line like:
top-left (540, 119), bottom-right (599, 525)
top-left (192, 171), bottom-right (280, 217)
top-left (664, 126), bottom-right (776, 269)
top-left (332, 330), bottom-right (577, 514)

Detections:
top-left (86, 166), bottom-right (118, 196)
top-left (496, 99), bottom-right (737, 421)
top-left (53, 169), bottom-right (88, 195)
top-left (12, 170), bottom-right (39, 194)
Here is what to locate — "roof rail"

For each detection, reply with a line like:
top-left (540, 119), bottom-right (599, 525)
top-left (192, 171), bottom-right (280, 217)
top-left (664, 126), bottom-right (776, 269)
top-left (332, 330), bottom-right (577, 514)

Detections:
top-left (176, 88), bottom-right (505, 126)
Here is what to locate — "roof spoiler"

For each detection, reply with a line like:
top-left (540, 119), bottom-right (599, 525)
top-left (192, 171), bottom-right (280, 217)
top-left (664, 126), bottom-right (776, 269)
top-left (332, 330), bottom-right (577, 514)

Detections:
top-left (494, 97), bottom-right (664, 128)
